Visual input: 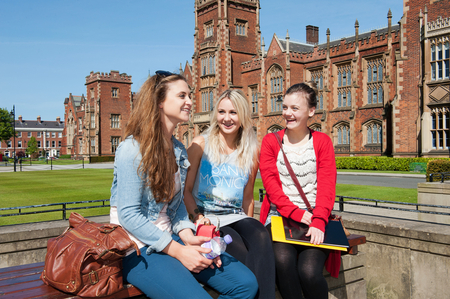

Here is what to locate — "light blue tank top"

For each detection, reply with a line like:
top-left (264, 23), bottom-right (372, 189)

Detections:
top-left (192, 137), bottom-right (249, 215)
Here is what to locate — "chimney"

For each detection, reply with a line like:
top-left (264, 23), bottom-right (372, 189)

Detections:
top-left (18, 115), bottom-right (22, 122)
top-left (306, 25), bottom-right (319, 45)
top-left (56, 116), bottom-right (61, 123)
top-left (37, 116), bottom-right (41, 123)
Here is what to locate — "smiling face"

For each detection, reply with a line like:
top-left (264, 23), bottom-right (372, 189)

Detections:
top-left (282, 92), bottom-right (315, 132)
top-left (159, 79), bottom-right (192, 126)
top-left (216, 98), bottom-right (241, 138)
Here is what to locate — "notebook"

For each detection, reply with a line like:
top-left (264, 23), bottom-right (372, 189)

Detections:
top-left (271, 216), bottom-right (350, 251)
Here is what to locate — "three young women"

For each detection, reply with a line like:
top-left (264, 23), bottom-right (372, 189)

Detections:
top-left (109, 72), bottom-right (258, 299)
top-left (259, 82), bottom-right (337, 299)
top-left (184, 89), bottom-right (276, 299)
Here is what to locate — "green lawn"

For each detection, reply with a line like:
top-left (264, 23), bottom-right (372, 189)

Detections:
top-left (1, 170), bottom-right (417, 226)
top-left (0, 169), bottom-right (113, 225)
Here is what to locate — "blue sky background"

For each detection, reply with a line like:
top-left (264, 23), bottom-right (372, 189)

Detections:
top-left (0, 0), bottom-right (403, 121)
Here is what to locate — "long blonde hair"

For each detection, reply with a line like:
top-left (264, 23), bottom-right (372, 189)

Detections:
top-left (204, 89), bottom-right (258, 173)
top-left (125, 72), bottom-right (186, 203)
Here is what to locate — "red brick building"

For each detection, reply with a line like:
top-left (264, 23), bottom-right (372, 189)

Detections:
top-left (0, 116), bottom-right (64, 158)
top-left (176, 0), bottom-right (450, 158)
top-left (62, 70), bottom-right (133, 158)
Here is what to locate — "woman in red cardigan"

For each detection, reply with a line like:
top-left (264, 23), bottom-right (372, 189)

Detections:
top-left (259, 82), bottom-right (336, 299)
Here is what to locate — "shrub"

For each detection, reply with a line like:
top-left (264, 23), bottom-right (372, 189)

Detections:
top-left (336, 157), bottom-right (450, 172)
top-left (426, 160), bottom-right (450, 182)
top-left (90, 156), bottom-right (115, 163)
top-left (58, 154), bottom-right (71, 159)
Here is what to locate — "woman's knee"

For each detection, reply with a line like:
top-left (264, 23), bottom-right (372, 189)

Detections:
top-left (234, 271), bottom-right (258, 299)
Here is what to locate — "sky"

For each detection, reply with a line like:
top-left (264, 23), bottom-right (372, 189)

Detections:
top-left (0, 0), bottom-right (404, 121)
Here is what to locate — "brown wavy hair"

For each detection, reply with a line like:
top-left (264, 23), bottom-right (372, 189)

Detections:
top-left (125, 73), bottom-right (187, 203)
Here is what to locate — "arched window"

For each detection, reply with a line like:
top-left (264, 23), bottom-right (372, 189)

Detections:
top-left (268, 66), bottom-right (283, 112)
top-left (267, 125), bottom-right (283, 133)
top-left (336, 124), bottom-right (350, 145)
top-left (366, 122), bottom-right (382, 144)
top-left (310, 68), bottom-right (324, 110)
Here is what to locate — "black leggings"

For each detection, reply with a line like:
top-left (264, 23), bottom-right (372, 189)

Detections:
top-left (266, 223), bottom-right (329, 299)
top-left (221, 217), bottom-right (275, 299)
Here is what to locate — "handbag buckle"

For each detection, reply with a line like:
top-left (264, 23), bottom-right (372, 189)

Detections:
top-left (89, 270), bottom-right (99, 285)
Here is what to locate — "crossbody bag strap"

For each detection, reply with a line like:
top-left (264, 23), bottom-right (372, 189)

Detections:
top-left (274, 131), bottom-right (314, 213)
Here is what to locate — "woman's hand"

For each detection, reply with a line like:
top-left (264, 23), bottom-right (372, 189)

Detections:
top-left (178, 229), bottom-right (222, 269)
top-left (163, 240), bottom-right (215, 273)
top-left (196, 217), bottom-right (211, 226)
top-left (300, 211), bottom-right (312, 225)
top-left (305, 226), bottom-right (324, 245)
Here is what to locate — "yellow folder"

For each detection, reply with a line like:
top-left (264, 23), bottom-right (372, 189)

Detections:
top-left (271, 216), bottom-right (349, 251)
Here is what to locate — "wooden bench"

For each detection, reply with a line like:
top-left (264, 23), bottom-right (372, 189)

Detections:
top-left (0, 262), bottom-right (145, 299)
top-left (0, 235), bottom-right (365, 299)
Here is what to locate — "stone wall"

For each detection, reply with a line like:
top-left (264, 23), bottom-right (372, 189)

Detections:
top-left (340, 211), bottom-right (450, 299)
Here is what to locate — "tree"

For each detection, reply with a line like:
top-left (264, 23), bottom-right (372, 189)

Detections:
top-left (26, 136), bottom-right (38, 158)
top-left (0, 107), bottom-right (15, 142)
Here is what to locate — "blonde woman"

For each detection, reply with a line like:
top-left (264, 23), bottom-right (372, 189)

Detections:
top-left (184, 89), bottom-right (275, 299)
top-left (110, 73), bottom-right (257, 299)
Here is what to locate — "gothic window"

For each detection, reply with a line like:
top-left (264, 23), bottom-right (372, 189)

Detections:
top-left (269, 66), bottom-right (283, 112)
top-left (78, 118), bottom-right (82, 131)
top-left (91, 138), bottom-right (95, 153)
top-left (366, 58), bottom-right (384, 104)
top-left (250, 86), bottom-right (258, 113)
top-left (310, 69), bottom-right (324, 110)
top-left (111, 114), bottom-right (120, 129)
top-left (205, 21), bottom-right (213, 38)
top-left (235, 20), bottom-right (247, 36)
top-left (90, 88), bottom-right (94, 99)
top-left (431, 40), bottom-right (449, 81)
top-left (201, 90), bottom-right (214, 112)
top-left (90, 114), bottom-right (95, 129)
top-left (365, 122), bottom-right (382, 144)
top-left (309, 123), bottom-right (322, 132)
top-left (201, 55), bottom-right (215, 75)
top-left (337, 64), bottom-right (351, 108)
top-left (431, 108), bottom-right (450, 149)
top-left (111, 137), bottom-right (120, 154)
top-left (335, 124), bottom-right (350, 145)
top-left (267, 125), bottom-right (283, 133)
top-left (112, 88), bottom-right (119, 98)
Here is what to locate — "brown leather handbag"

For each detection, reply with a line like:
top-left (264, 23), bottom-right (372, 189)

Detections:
top-left (274, 132), bottom-right (351, 236)
top-left (41, 212), bottom-right (141, 297)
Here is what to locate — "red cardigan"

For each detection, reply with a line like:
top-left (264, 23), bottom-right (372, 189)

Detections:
top-left (259, 129), bottom-right (337, 232)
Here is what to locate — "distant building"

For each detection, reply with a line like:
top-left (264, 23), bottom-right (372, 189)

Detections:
top-left (0, 116), bottom-right (64, 158)
top-left (176, 0), bottom-right (450, 158)
top-left (62, 70), bottom-right (133, 159)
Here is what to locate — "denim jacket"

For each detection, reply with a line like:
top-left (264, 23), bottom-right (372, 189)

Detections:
top-left (110, 136), bottom-right (195, 255)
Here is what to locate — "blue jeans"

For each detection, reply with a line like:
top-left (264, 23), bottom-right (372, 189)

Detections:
top-left (122, 235), bottom-right (258, 299)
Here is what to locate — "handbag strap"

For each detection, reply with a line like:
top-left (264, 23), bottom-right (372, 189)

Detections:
top-left (274, 131), bottom-right (314, 213)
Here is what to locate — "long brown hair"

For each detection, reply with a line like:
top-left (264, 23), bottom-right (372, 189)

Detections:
top-left (125, 73), bottom-right (187, 203)
top-left (285, 81), bottom-right (318, 108)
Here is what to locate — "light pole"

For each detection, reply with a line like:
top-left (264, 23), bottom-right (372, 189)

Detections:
top-left (10, 105), bottom-right (16, 172)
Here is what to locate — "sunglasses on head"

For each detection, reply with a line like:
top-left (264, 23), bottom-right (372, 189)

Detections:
top-left (155, 70), bottom-right (174, 77)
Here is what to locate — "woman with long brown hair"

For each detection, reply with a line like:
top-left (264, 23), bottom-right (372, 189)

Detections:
top-left (109, 71), bottom-right (257, 299)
